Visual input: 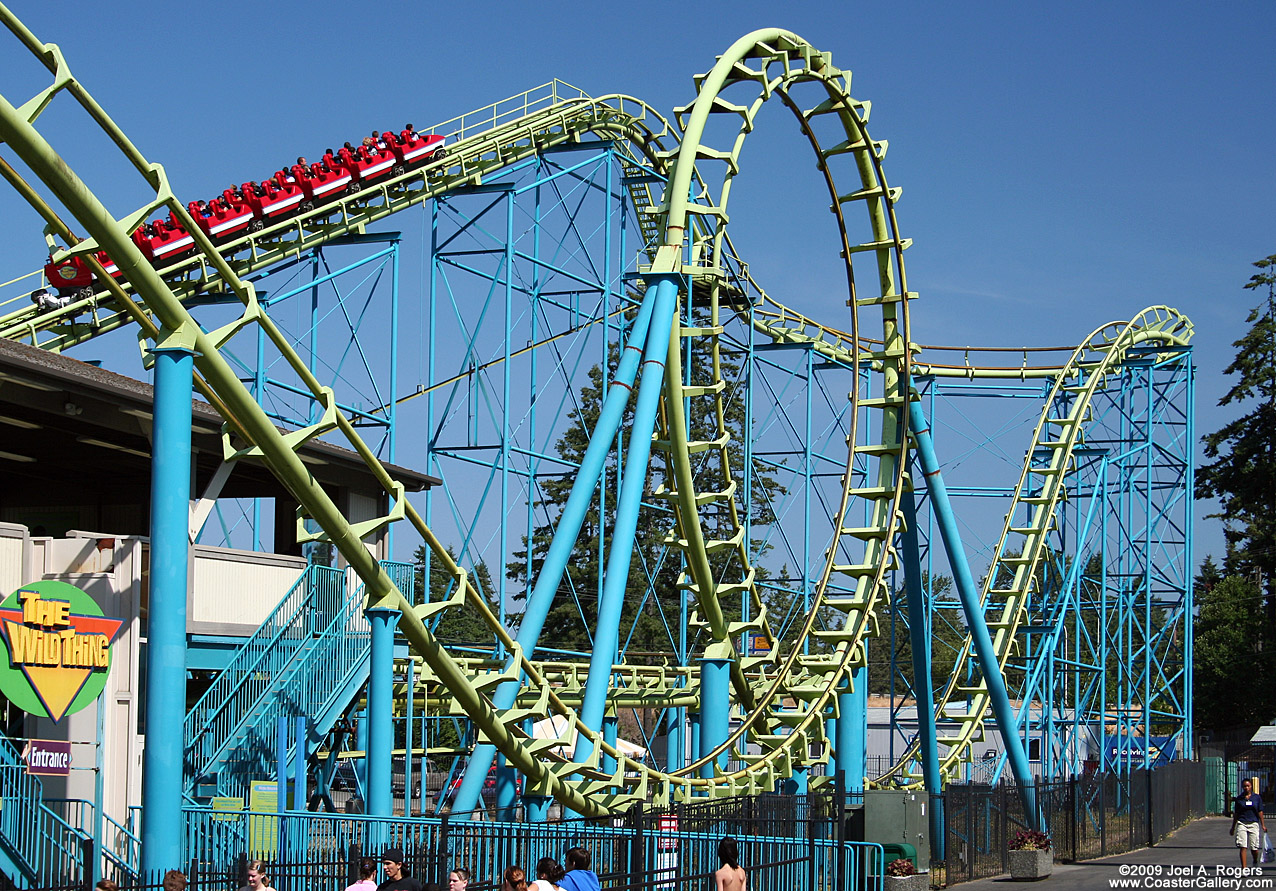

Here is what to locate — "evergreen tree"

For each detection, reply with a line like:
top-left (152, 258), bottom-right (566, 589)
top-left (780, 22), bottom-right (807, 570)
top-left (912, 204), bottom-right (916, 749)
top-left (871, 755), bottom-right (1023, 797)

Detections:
top-left (1197, 254), bottom-right (1276, 612)
top-left (508, 305), bottom-right (786, 659)
top-left (1193, 574), bottom-right (1269, 729)
top-left (868, 573), bottom-right (965, 696)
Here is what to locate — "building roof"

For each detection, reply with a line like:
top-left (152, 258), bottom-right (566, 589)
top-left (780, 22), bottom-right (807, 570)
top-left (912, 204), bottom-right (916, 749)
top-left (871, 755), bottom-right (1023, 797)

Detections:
top-left (0, 337), bottom-right (437, 541)
top-left (1250, 726), bottom-right (1276, 745)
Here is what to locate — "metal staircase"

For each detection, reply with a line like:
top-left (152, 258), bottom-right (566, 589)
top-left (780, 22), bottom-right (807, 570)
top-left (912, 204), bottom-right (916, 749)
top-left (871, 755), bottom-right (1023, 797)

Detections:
top-left (0, 735), bottom-right (89, 889)
top-left (183, 561), bottom-right (415, 801)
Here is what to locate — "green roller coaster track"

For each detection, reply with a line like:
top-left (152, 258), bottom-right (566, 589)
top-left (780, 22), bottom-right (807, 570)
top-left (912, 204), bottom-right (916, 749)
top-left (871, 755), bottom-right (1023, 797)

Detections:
top-left (0, 8), bottom-right (1192, 817)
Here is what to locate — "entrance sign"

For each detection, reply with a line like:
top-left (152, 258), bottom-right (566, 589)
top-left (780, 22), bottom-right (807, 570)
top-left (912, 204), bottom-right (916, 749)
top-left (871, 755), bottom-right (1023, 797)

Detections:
top-left (0, 580), bottom-right (125, 722)
top-left (25, 739), bottom-right (71, 776)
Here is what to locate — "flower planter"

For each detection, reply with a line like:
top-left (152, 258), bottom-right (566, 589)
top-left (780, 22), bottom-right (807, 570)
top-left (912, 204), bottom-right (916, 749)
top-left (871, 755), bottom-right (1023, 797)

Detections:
top-left (1008, 848), bottom-right (1053, 880)
top-left (885, 873), bottom-right (930, 891)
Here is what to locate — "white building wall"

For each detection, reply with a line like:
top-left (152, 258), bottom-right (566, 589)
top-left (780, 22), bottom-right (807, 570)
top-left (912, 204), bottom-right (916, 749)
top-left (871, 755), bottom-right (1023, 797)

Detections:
top-left (0, 521), bottom-right (26, 595)
top-left (190, 545), bottom-right (307, 634)
top-left (12, 528), bottom-right (307, 833)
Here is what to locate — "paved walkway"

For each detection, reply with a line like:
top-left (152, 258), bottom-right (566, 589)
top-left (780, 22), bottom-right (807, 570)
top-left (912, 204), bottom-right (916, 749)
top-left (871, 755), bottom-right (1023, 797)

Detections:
top-left (952, 817), bottom-right (1275, 889)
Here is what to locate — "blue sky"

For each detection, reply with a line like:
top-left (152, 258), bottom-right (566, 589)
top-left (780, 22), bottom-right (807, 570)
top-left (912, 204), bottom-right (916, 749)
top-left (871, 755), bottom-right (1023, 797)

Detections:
top-left (1, 0), bottom-right (1273, 565)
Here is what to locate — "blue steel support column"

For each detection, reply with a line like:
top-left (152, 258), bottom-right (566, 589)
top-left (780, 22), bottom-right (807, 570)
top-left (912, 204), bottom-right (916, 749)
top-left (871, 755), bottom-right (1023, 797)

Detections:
top-left (276, 716), bottom-right (288, 819)
top-left (454, 281), bottom-right (668, 814)
top-left (825, 709), bottom-right (837, 783)
top-left (355, 706), bottom-right (368, 796)
top-left (698, 657), bottom-right (731, 779)
top-left (404, 658), bottom-right (415, 815)
top-left (689, 712), bottom-right (700, 775)
top-left (900, 487), bottom-right (943, 857)
top-left (907, 400), bottom-right (1040, 829)
top-left (496, 758), bottom-right (517, 820)
top-left (837, 679), bottom-right (866, 793)
top-left (365, 607), bottom-right (400, 817)
top-left (602, 715), bottom-right (618, 776)
top-left (294, 716), bottom-right (308, 809)
top-left (525, 796), bottom-right (551, 822)
top-left (666, 708), bottom-right (684, 772)
top-left (574, 276), bottom-right (679, 763)
top-left (140, 344), bottom-right (194, 881)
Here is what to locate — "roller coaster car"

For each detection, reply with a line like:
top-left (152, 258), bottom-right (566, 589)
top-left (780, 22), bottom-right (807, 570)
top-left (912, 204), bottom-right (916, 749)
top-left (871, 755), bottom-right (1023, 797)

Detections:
top-left (246, 177), bottom-right (306, 220)
top-left (341, 145), bottom-right (396, 187)
top-left (302, 164), bottom-right (353, 204)
top-left (44, 254), bottom-right (93, 293)
top-left (189, 197), bottom-right (255, 240)
top-left (132, 215), bottom-right (195, 264)
top-left (390, 132), bottom-right (445, 168)
top-left (44, 250), bottom-right (125, 296)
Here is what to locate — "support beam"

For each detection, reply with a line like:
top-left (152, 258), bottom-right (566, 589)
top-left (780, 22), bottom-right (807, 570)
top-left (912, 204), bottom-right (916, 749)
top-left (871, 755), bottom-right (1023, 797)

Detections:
top-left (574, 276), bottom-right (679, 765)
top-left (139, 344), bottom-right (194, 881)
top-left (907, 399), bottom-right (1040, 829)
top-left (900, 488), bottom-right (944, 856)
top-left (698, 657), bottom-right (731, 779)
top-left (452, 282), bottom-right (664, 815)
top-left (365, 607), bottom-right (400, 817)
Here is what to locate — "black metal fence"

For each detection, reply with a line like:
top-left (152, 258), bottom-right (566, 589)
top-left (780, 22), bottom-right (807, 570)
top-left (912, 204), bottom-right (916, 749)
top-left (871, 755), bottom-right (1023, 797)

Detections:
top-left (938, 759), bottom-right (1208, 886)
top-left (87, 787), bottom-right (878, 891)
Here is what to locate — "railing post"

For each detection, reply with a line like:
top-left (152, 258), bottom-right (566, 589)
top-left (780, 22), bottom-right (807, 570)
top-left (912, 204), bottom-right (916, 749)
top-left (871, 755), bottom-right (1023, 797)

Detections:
top-left (629, 801), bottom-right (645, 890)
top-left (1069, 778), bottom-right (1077, 861)
top-left (806, 791), bottom-right (816, 891)
top-left (348, 843), bottom-right (361, 887)
top-left (834, 770), bottom-right (846, 891)
top-left (79, 835), bottom-right (94, 891)
top-left (437, 812), bottom-right (450, 889)
top-left (1146, 767), bottom-right (1154, 847)
top-left (1000, 783), bottom-right (1009, 876)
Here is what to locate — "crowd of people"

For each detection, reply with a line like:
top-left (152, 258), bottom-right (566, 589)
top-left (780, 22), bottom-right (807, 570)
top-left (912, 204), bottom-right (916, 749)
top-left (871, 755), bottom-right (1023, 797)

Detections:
top-left (97, 834), bottom-right (745, 891)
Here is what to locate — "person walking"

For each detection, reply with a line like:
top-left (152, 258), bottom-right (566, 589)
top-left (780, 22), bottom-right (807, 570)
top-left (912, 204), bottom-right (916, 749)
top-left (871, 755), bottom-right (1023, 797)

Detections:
top-left (1230, 778), bottom-right (1267, 867)
top-left (378, 847), bottom-right (422, 891)
top-left (345, 858), bottom-right (378, 891)
top-left (714, 837), bottom-right (746, 891)
top-left (531, 857), bottom-right (565, 891)
top-left (558, 849), bottom-right (599, 891)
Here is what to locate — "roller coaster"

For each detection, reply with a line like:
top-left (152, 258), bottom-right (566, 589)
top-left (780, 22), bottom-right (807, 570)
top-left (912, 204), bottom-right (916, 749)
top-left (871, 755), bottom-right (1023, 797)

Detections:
top-left (0, 5), bottom-right (1193, 870)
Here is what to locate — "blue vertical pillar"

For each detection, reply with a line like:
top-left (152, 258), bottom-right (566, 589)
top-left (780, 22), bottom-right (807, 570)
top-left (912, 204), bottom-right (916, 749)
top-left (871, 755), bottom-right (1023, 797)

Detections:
top-left (665, 708), bottom-right (684, 773)
top-left (366, 607), bottom-right (400, 817)
top-left (355, 706), bottom-right (368, 801)
top-left (689, 712), bottom-right (700, 779)
top-left (294, 716), bottom-right (308, 809)
top-left (524, 795), bottom-right (551, 822)
top-left (404, 659), bottom-right (415, 816)
top-left (698, 657), bottom-right (731, 779)
top-left (140, 344), bottom-right (194, 881)
top-left (496, 756), bottom-right (517, 820)
top-left (900, 488), bottom-right (944, 857)
top-left (275, 716), bottom-right (289, 811)
top-left (837, 680), bottom-right (866, 793)
top-left (602, 714), bottom-right (619, 776)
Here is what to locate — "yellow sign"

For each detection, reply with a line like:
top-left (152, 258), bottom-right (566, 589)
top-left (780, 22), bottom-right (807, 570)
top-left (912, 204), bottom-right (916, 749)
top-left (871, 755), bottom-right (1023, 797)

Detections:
top-left (0, 581), bottom-right (124, 722)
